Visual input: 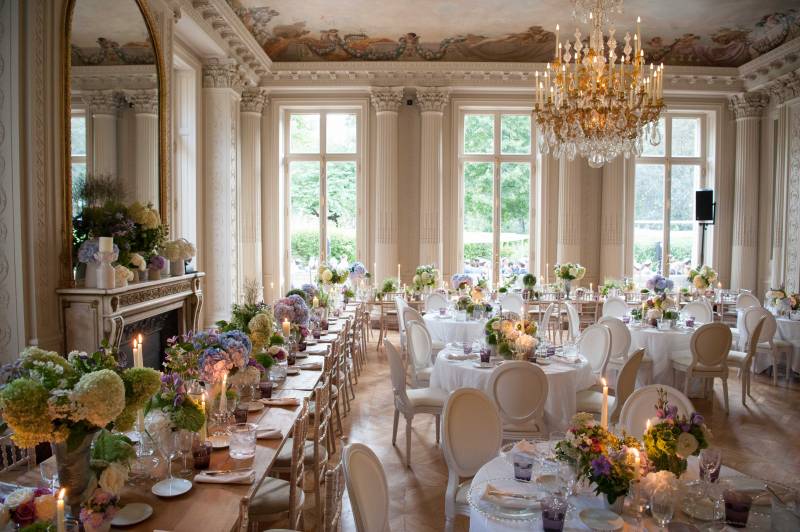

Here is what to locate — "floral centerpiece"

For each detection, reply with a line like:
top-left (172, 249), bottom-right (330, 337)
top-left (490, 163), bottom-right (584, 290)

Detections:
top-left (161, 238), bottom-right (196, 276)
top-left (643, 388), bottom-right (710, 477)
top-left (113, 265), bottom-right (133, 287)
top-left (0, 346), bottom-right (159, 505)
top-left (348, 261), bottom-right (370, 283)
top-left (687, 265), bottom-right (717, 290)
top-left (317, 263), bottom-right (347, 285)
top-left (413, 264), bottom-right (439, 292)
top-left (273, 295), bottom-right (310, 327)
top-left (485, 317), bottom-right (538, 359)
top-left (376, 277), bottom-right (399, 300)
top-left (640, 293), bottom-right (678, 325)
top-left (498, 274), bottom-right (517, 294)
top-left (645, 274), bottom-right (674, 294)
top-left (451, 273), bottom-right (473, 292)
top-left (217, 301), bottom-right (275, 355)
top-left (554, 413), bottom-right (642, 507)
top-left (600, 279), bottom-right (621, 297)
top-left (766, 287), bottom-right (788, 308)
top-left (147, 373), bottom-right (205, 433)
top-left (0, 487), bottom-right (57, 531)
top-left (554, 263), bottom-right (585, 299)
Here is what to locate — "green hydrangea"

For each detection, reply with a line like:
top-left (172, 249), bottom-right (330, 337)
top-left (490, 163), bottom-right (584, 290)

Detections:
top-left (0, 378), bottom-right (59, 447)
top-left (121, 367), bottom-right (161, 409)
top-left (170, 397), bottom-right (205, 432)
top-left (19, 347), bottom-right (75, 389)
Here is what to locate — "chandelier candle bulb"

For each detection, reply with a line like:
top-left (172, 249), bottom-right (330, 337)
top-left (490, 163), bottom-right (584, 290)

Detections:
top-left (631, 448), bottom-right (641, 481)
top-left (397, 263), bottom-right (401, 281)
top-left (555, 24), bottom-right (559, 57)
top-left (636, 16), bottom-right (641, 52)
top-left (600, 378), bottom-right (609, 429)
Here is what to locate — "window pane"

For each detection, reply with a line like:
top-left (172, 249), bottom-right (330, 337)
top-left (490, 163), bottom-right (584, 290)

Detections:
top-left (289, 114), bottom-right (320, 154)
top-left (326, 161), bottom-right (357, 267)
top-left (669, 164), bottom-right (700, 284)
top-left (463, 162), bottom-right (494, 281)
top-left (71, 116), bottom-right (86, 156)
top-left (671, 117), bottom-right (701, 158)
top-left (500, 163), bottom-right (530, 277)
top-left (326, 113), bottom-right (357, 154)
top-left (501, 115), bottom-right (531, 155)
top-left (642, 118), bottom-right (665, 157)
top-left (71, 163), bottom-right (87, 217)
top-left (289, 161), bottom-right (320, 287)
top-left (463, 114), bottom-right (494, 154)
top-left (633, 164), bottom-right (665, 284)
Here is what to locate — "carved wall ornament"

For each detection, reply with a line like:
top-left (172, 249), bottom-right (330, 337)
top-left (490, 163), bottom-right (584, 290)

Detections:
top-left (202, 58), bottom-right (244, 89)
top-left (369, 86), bottom-right (404, 112)
top-left (81, 90), bottom-right (124, 114)
top-left (763, 71), bottom-right (800, 105)
top-left (125, 88), bottom-right (159, 114)
top-left (118, 280), bottom-right (194, 307)
top-left (728, 91), bottom-right (769, 119)
top-left (240, 87), bottom-right (268, 113)
top-left (415, 86), bottom-right (450, 112)
top-left (786, 103), bottom-right (800, 293)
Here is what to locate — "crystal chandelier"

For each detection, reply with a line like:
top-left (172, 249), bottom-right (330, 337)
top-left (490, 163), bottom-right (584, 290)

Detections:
top-left (532, 0), bottom-right (665, 167)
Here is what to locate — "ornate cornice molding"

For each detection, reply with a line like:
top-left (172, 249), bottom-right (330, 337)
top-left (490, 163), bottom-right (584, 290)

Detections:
top-left (738, 36), bottom-right (800, 91)
top-left (416, 86), bottom-right (450, 112)
top-left (240, 87), bottom-right (268, 113)
top-left (70, 65), bottom-right (157, 92)
top-left (202, 58), bottom-right (244, 89)
top-left (728, 91), bottom-right (769, 119)
top-left (126, 89), bottom-right (159, 114)
top-left (82, 90), bottom-right (123, 115)
top-left (370, 87), bottom-right (404, 112)
top-left (762, 70), bottom-right (800, 105)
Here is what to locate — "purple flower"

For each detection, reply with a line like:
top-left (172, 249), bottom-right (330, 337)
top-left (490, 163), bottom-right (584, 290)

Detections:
top-left (274, 295), bottom-right (310, 326)
top-left (666, 405), bottom-right (678, 420)
top-left (301, 284), bottom-right (319, 301)
top-left (591, 455), bottom-right (612, 477)
top-left (149, 255), bottom-right (167, 269)
top-left (690, 412), bottom-right (704, 426)
top-left (349, 261), bottom-right (367, 279)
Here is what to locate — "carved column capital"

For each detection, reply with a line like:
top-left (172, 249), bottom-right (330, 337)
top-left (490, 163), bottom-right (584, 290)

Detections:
top-left (416, 87), bottom-right (450, 113)
top-left (126, 89), bottom-right (158, 114)
top-left (764, 71), bottom-right (800, 105)
top-left (240, 88), bottom-right (268, 113)
top-left (370, 86), bottom-right (404, 113)
top-left (728, 92), bottom-right (769, 119)
top-left (202, 58), bottom-right (243, 89)
top-left (82, 90), bottom-right (123, 115)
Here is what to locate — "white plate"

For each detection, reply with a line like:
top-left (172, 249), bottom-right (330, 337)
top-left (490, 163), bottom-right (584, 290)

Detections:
top-left (111, 503), bottom-right (153, 526)
top-left (472, 362), bottom-right (493, 369)
top-left (286, 367), bottom-right (300, 376)
top-left (579, 508), bottom-right (624, 531)
top-left (151, 478), bottom-right (192, 498)
top-left (246, 401), bottom-right (264, 412)
top-left (681, 497), bottom-right (719, 521)
top-left (208, 433), bottom-right (229, 449)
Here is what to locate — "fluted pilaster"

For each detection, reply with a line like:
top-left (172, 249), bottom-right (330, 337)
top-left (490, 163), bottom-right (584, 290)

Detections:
top-left (202, 60), bottom-right (241, 324)
top-left (600, 156), bottom-right (626, 279)
top-left (370, 87), bottom-right (404, 282)
top-left (729, 92), bottom-right (768, 290)
top-left (557, 156), bottom-right (582, 264)
top-left (416, 87), bottom-right (449, 268)
top-left (127, 89), bottom-right (159, 207)
top-left (239, 88), bottom-right (266, 299)
top-left (83, 90), bottom-right (121, 178)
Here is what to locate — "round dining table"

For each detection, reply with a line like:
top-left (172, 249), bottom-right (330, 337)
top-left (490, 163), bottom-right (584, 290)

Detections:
top-left (735, 310), bottom-right (800, 375)
top-left (627, 324), bottom-right (695, 386)
top-left (429, 347), bottom-right (595, 431)
top-left (423, 314), bottom-right (487, 345)
top-left (467, 452), bottom-right (774, 532)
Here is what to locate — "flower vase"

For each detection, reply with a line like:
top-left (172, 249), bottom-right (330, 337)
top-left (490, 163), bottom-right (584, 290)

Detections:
top-left (604, 494), bottom-right (625, 514)
top-left (52, 431), bottom-right (97, 508)
top-left (84, 262), bottom-right (99, 288)
top-left (148, 268), bottom-right (161, 281)
top-left (116, 277), bottom-right (128, 289)
top-left (96, 259), bottom-right (115, 290)
top-left (564, 280), bottom-right (572, 300)
top-left (170, 260), bottom-right (185, 277)
top-left (82, 518), bottom-right (113, 532)
top-left (270, 360), bottom-right (288, 382)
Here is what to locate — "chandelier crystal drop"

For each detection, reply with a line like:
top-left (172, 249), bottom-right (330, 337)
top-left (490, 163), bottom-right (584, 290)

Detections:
top-left (532, 0), bottom-right (665, 168)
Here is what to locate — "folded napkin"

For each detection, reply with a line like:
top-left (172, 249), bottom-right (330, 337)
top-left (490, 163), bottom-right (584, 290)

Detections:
top-left (195, 470), bottom-right (255, 485)
top-left (299, 362), bottom-right (322, 370)
top-left (512, 439), bottom-right (539, 456)
top-left (318, 335), bottom-right (337, 343)
top-left (257, 428), bottom-right (282, 439)
top-left (482, 483), bottom-right (542, 510)
top-left (260, 397), bottom-right (300, 407)
top-left (445, 353), bottom-right (478, 361)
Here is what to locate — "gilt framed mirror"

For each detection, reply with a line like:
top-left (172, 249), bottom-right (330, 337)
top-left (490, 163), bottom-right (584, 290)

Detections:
top-left (62, 0), bottom-right (168, 286)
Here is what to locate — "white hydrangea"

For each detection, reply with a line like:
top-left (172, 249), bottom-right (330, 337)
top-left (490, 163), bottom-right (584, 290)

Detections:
top-left (70, 369), bottom-right (125, 428)
top-left (99, 461), bottom-right (129, 495)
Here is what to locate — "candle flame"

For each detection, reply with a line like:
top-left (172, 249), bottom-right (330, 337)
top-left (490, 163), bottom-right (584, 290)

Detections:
top-left (646, 419), bottom-right (651, 431)
top-left (137, 333), bottom-right (143, 343)
top-left (601, 377), bottom-right (607, 387)
top-left (637, 16), bottom-right (641, 23)
top-left (556, 23), bottom-right (559, 31)
top-left (58, 488), bottom-right (66, 500)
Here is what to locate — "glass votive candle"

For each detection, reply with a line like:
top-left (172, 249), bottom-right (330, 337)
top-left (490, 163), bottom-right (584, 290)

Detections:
top-left (479, 348), bottom-right (491, 365)
top-left (686, 316), bottom-right (696, 327)
top-left (287, 351), bottom-right (297, 366)
top-left (312, 327), bottom-right (321, 340)
top-left (192, 440), bottom-right (212, 470)
top-left (439, 307), bottom-right (447, 317)
top-left (541, 493), bottom-right (568, 532)
top-left (512, 451), bottom-right (535, 482)
top-left (229, 423), bottom-right (258, 460)
top-left (622, 315), bottom-right (630, 324)
top-left (258, 380), bottom-right (273, 399)
top-left (723, 489), bottom-right (753, 528)
top-left (233, 406), bottom-right (249, 424)
top-left (462, 342), bottom-right (472, 355)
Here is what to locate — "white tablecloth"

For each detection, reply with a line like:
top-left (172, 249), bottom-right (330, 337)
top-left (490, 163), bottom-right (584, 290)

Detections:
top-left (429, 348), bottom-right (595, 431)
top-left (468, 454), bottom-right (769, 532)
top-left (423, 314), bottom-right (486, 345)
top-left (735, 310), bottom-right (800, 374)
top-left (628, 326), bottom-right (693, 385)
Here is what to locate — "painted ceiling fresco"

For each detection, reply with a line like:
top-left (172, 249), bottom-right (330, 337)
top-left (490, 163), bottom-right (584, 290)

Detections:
top-left (227, 0), bottom-right (800, 66)
top-left (71, 0), bottom-right (154, 66)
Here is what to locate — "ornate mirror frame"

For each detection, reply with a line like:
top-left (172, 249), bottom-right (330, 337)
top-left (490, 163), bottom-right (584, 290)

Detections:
top-left (61, 0), bottom-right (168, 286)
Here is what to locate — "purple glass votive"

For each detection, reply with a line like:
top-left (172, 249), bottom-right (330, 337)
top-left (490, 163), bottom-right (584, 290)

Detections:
top-left (724, 490), bottom-right (753, 528)
top-left (192, 441), bottom-right (212, 470)
top-left (439, 307), bottom-right (447, 317)
top-left (686, 316), bottom-right (696, 327)
top-left (313, 328), bottom-right (321, 340)
top-left (259, 381), bottom-right (273, 399)
top-left (233, 406), bottom-right (249, 424)
top-left (462, 342), bottom-right (472, 355)
top-left (542, 495), bottom-right (568, 532)
top-left (287, 352), bottom-right (297, 366)
top-left (546, 346), bottom-right (556, 357)
top-left (321, 319), bottom-right (329, 331)
top-left (479, 348), bottom-right (491, 365)
top-left (622, 315), bottom-right (630, 324)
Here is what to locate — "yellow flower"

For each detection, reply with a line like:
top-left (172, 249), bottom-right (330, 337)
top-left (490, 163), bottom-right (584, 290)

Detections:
top-left (693, 276), bottom-right (707, 289)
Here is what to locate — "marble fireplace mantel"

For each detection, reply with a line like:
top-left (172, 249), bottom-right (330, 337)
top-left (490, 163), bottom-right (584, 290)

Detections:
top-left (57, 272), bottom-right (205, 354)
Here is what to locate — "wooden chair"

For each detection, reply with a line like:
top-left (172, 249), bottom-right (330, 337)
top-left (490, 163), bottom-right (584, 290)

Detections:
top-left (0, 434), bottom-right (34, 474)
top-left (727, 315), bottom-right (767, 405)
top-left (671, 322), bottom-right (732, 413)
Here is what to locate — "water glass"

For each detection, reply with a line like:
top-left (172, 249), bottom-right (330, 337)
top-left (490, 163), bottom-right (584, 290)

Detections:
top-left (723, 489), bottom-right (753, 528)
top-left (229, 423), bottom-right (258, 460)
top-left (39, 458), bottom-right (59, 489)
top-left (699, 448), bottom-right (722, 483)
top-left (541, 493), bottom-right (568, 532)
top-left (176, 430), bottom-right (195, 477)
top-left (650, 487), bottom-right (674, 529)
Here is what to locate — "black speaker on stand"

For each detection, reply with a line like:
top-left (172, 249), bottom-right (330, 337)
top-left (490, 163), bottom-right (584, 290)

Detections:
top-left (696, 189), bottom-right (715, 265)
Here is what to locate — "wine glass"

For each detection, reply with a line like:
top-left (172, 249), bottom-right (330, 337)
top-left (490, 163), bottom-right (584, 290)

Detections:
top-left (700, 447), bottom-right (722, 484)
top-left (650, 486), bottom-right (674, 530)
top-left (39, 459), bottom-right (58, 490)
top-left (158, 431), bottom-right (179, 481)
top-left (175, 430), bottom-right (194, 478)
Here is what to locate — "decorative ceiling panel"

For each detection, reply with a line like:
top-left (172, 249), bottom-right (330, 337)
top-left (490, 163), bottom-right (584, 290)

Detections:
top-left (227, 0), bottom-right (800, 66)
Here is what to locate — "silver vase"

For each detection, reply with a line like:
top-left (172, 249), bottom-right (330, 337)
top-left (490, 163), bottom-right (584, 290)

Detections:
top-left (604, 493), bottom-right (625, 514)
top-left (564, 280), bottom-right (572, 300)
top-left (52, 431), bottom-right (97, 507)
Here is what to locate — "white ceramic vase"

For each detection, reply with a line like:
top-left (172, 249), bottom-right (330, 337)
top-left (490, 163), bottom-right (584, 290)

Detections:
top-left (84, 262), bottom-right (99, 288)
top-left (170, 259), bottom-right (185, 276)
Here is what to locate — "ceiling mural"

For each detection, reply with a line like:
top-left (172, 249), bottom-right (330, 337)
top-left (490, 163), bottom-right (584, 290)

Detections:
top-left (71, 0), bottom-right (154, 66)
top-left (227, 0), bottom-right (800, 66)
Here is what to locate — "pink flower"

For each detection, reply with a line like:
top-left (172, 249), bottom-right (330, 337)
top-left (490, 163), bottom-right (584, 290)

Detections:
top-left (13, 500), bottom-right (36, 526)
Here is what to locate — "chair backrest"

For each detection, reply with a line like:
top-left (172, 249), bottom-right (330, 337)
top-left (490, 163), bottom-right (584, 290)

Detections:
top-left (741, 316), bottom-right (767, 368)
top-left (610, 349), bottom-right (644, 423)
top-left (323, 459), bottom-right (346, 532)
top-left (577, 323), bottom-right (612, 376)
top-left (486, 361), bottom-right (548, 426)
top-left (619, 384), bottom-right (695, 438)
top-left (565, 302), bottom-right (581, 340)
top-left (539, 303), bottom-right (556, 340)
top-left (602, 296), bottom-right (629, 319)
top-left (0, 436), bottom-right (33, 474)
top-left (395, 296), bottom-right (409, 347)
top-left (742, 306), bottom-right (776, 348)
top-left (597, 316), bottom-right (631, 361)
top-left (499, 292), bottom-right (524, 316)
top-left (288, 399), bottom-right (309, 529)
top-left (342, 443), bottom-right (389, 532)
top-left (689, 322), bottom-right (731, 369)
top-left (406, 320), bottom-right (433, 371)
top-left (403, 305), bottom-right (423, 326)
top-left (425, 293), bottom-right (449, 312)
top-left (684, 299), bottom-right (713, 324)
top-left (384, 341), bottom-right (410, 408)
top-left (442, 388), bottom-right (502, 479)
top-left (736, 292), bottom-right (761, 310)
